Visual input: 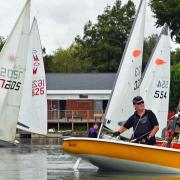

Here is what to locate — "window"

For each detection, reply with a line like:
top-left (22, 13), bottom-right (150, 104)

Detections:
top-left (79, 94), bottom-right (88, 99)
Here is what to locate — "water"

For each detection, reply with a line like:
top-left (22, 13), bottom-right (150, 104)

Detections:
top-left (0, 139), bottom-right (180, 180)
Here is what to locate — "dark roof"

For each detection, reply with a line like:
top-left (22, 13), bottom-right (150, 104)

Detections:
top-left (46, 73), bottom-right (116, 90)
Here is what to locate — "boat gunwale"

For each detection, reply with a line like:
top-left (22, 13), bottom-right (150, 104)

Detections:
top-left (63, 137), bottom-right (180, 153)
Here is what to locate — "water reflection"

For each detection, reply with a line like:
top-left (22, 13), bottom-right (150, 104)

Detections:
top-left (0, 138), bottom-right (179, 180)
top-left (0, 145), bottom-right (47, 180)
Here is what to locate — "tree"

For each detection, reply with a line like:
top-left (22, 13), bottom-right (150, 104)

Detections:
top-left (150, 0), bottom-right (180, 44)
top-left (171, 49), bottom-right (180, 66)
top-left (0, 36), bottom-right (5, 51)
top-left (75, 0), bottom-right (136, 72)
top-left (49, 45), bottom-right (92, 73)
top-left (43, 54), bottom-right (54, 73)
top-left (142, 34), bottom-right (158, 72)
top-left (169, 63), bottom-right (180, 111)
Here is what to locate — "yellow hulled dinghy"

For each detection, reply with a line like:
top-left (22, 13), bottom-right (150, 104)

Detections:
top-left (63, 137), bottom-right (180, 173)
top-left (62, 0), bottom-right (180, 173)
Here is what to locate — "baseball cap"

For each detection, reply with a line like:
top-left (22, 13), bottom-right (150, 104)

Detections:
top-left (132, 96), bottom-right (144, 105)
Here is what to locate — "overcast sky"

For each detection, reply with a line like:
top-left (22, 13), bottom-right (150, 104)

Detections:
top-left (0, 0), bottom-right (179, 54)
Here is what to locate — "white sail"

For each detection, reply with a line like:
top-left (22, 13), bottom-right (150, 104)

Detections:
top-left (0, 0), bottom-right (30, 142)
top-left (100, 0), bottom-right (146, 138)
top-left (140, 25), bottom-right (170, 138)
top-left (18, 18), bottom-right (47, 135)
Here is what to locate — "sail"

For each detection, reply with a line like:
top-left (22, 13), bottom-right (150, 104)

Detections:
top-left (0, 0), bottom-right (30, 142)
top-left (140, 25), bottom-right (170, 138)
top-left (18, 18), bottom-right (47, 135)
top-left (101, 0), bottom-right (146, 138)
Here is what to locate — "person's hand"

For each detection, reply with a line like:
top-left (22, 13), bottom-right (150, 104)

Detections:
top-left (147, 135), bottom-right (152, 141)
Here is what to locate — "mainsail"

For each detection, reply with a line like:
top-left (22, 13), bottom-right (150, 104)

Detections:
top-left (0, 0), bottom-right (30, 142)
top-left (99, 0), bottom-right (146, 138)
top-left (140, 25), bottom-right (170, 138)
top-left (18, 18), bottom-right (47, 135)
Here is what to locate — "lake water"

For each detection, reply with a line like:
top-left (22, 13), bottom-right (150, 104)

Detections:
top-left (0, 138), bottom-right (180, 180)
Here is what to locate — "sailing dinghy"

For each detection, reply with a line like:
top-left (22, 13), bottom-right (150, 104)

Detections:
top-left (63, 0), bottom-right (180, 172)
top-left (0, 0), bottom-right (30, 147)
top-left (17, 18), bottom-right (47, 136)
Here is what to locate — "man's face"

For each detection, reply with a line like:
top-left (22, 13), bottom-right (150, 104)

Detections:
top-left (134, 102), bottom-right (145, 111)
top-left (94, 124), bottom-right (99, 130)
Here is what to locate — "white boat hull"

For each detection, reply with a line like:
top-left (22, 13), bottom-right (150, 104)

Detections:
top-left (0, 140), bottom-right (17, 148)
top-left (81, 154), bottom-right (179, 173)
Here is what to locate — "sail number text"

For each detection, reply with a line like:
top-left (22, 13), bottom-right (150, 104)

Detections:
top-left (134, 66), bottom-right (141, 90)
top-left (154, 80), bottom-right (169, 99)
top-left (0, 67), bottom-right (23, 80)
top-left (32, 79), bottom-right (45, 96)
top-left (0, 79), bottom-right (21, 91)
top-left (0, 68), bottom-right (23, 91)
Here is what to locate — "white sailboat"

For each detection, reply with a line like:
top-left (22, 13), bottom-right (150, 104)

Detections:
top-left (63, 0), bottom-right (180, 173)
top-left (100, 0), bottom-right (146, 139)
top-left (140, 24), bottom-right (170, 138)
top-left (17, 18), bottom-right (47, 136)
top-left (0, 0), bottom-right (30, 147)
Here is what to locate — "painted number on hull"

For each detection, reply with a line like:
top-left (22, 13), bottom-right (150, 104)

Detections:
top-left (32, 79), bottom-right (45, 96)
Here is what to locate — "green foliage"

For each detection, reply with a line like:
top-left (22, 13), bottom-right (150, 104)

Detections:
top-left (75, 0), bottom-right (136, 72)
top-left (46, 45), bottom-right (92, 73)
top-left (171, 49), bottom-right (180, 65)
top-left (43, 54), bottom-right (54, 73)
top-left (142, 34), bottom-right (158, 71)
top-left (0, 36), bottom-right (5, 51)
top-left (169, 63), bottom-right (180, 111)
top-left (150, 0), bottom-right (180, 43)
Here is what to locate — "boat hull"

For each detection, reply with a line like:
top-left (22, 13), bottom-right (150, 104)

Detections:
top-left (0, 140), bottom-right (17, 148)
top-left (156, 141), bottom-right (180, 149)
top-left (62, 137), bottom-right (180, 173)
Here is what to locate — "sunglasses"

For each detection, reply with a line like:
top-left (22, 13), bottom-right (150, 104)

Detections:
top-left (135, 101), bottom-right (144, 105)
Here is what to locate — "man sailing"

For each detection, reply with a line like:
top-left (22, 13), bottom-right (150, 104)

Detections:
top-left (113, 96), bottom-right (159, 145)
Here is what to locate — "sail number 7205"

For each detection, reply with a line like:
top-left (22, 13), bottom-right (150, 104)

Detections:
top-left (0, 79), bottom-right (21, 91)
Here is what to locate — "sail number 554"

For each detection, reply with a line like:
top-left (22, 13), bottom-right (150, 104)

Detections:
top-left (154, 90), bottom-right (167, 99)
